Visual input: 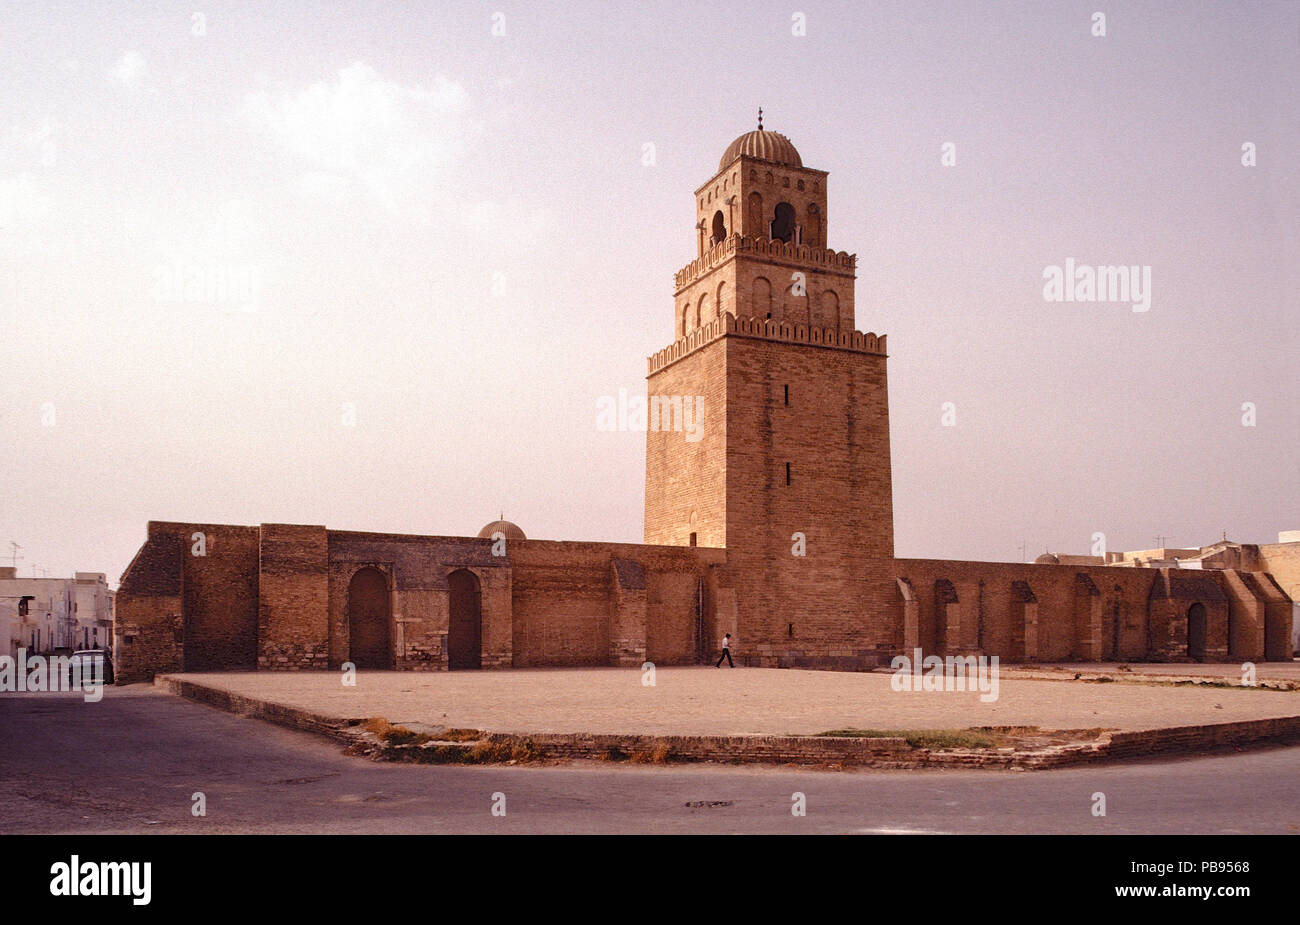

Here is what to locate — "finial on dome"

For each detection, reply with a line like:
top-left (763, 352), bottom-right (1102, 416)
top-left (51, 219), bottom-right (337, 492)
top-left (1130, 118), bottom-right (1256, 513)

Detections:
top-left (757, 107), bottom-right (763, 130)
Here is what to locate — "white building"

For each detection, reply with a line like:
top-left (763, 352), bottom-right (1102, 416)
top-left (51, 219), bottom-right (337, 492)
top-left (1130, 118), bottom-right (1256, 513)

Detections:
top-left (0, 567), bottom-right (115, 658)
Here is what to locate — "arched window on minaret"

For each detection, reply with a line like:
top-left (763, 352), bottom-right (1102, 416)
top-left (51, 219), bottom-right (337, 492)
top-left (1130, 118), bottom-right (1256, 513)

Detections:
top-left (696, 292), bottom-right (710, 330)
top-left (711, 210), bottom-right (726, 245)
top-left (746, 192), bottom-right (762, 238)
top-left (806, 203), bottom-right (821, 248)
top-left (771, 202), bottom-right (795, 243)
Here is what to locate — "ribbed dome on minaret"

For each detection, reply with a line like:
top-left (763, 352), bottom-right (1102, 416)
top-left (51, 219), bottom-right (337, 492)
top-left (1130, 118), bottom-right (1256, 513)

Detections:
top-left (719, 129), bottom-right (802, 170)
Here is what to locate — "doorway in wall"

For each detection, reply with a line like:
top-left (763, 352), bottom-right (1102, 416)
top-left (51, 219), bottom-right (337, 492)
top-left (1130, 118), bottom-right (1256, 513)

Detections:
top-left (347, 567), bottom-right (392, 669)
top-left (448, 569), bottom-right (482, 670)
top-left (1187, 602), bottom-right (1207, 662)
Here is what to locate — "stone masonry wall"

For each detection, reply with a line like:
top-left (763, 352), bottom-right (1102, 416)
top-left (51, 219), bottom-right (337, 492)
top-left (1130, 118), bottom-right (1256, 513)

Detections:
top-left (723, 334), bottom-right (895, 668)
top-left (507, 540), bottom-right (722, 668)
top-left (114, 524), bottom-right (185, 683)
top-left (645, 342), bottom-right (727, 549)
top-left (258, 524), bottom-right (329, 669)
top-left (895, 559), bottom-right (1159, 662)
top-left (1259, 541), bottom-right (1300, 656)
top-left (326, 531), bottom-right (508, 670)
top-left (180, 524), bottom-right (259, 670)
top-left (116, 518), bottom-right (1285, 678)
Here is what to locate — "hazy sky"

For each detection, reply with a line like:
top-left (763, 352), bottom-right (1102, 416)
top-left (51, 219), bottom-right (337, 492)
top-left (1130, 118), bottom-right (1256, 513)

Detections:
top-left (2, 0), bottom-right (1296, 585)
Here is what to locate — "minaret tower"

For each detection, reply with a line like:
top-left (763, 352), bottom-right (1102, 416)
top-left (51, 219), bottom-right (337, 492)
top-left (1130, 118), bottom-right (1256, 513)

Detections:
top-left (644, 115), bottom-right (896, 668)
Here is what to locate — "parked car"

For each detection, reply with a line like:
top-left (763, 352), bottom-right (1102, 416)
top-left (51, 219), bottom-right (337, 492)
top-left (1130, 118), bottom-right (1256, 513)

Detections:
top-left (70, 648), bottom-right (114, 685)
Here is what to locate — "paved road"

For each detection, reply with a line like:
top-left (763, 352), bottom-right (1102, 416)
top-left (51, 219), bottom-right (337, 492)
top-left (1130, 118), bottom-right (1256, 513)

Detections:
top-left (2, 688), bottom-right (1297, 834)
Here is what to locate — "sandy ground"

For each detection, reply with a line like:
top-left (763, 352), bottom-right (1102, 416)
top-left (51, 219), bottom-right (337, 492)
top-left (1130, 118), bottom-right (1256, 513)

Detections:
top-left (165, 665), bottom-right (1300, 736)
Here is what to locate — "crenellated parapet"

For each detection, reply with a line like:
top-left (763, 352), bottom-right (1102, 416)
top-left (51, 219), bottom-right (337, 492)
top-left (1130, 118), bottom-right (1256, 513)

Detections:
top-left (647, 311), bottom-right (886, 375)
top-left (674, 234), bottom-right (857, 291)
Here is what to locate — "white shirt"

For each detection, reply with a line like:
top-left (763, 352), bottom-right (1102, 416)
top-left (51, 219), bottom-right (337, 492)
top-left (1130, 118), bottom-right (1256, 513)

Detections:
top-left (721, 636), bottom-right (732, 648)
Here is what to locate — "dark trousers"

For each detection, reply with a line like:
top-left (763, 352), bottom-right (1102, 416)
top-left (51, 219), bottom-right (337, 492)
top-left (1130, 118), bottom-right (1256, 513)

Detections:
top-left (715, 646), bottom-right (734, 667)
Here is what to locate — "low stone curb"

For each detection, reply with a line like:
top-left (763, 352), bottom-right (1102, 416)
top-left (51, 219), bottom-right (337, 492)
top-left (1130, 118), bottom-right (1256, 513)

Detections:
top-left (156, 675), bottom-right (359, 744)
top-left (995, 667), bottom-right (1300, 691)
top-left (154, 675), bottom-right (1300, 771)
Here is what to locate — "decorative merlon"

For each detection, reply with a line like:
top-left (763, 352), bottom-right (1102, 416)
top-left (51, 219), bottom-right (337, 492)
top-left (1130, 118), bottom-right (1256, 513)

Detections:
top-left (674, 234), bottom-right (857, 291)
top-left (647, 311), bottom-right (886, 375)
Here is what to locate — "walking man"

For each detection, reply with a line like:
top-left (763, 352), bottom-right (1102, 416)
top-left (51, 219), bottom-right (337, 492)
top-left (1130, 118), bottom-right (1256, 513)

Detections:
top-left (715, 632), bottom-right (734, 668)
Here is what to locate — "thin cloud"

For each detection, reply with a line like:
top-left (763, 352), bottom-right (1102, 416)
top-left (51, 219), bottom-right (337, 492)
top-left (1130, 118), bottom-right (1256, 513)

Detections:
top-left (241, 62), bottom-right (471, 214)
top-left (110, 50), bottom-right (148, 88)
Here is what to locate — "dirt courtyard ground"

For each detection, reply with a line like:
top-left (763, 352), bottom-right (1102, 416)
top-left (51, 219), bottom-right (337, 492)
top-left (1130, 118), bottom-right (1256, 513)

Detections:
top-left (165, 664), bottom-right (1300, 737)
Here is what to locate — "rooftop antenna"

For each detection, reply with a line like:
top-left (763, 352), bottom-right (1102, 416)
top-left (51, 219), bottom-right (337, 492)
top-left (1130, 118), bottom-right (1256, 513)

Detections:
top-left (7, 542), bottom-right (21, 568)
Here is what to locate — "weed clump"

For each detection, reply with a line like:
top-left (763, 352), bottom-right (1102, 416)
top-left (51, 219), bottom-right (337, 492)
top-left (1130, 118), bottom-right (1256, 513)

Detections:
top-left (814, 728), bottom-right (995, 750)
top-left (362, 717), bottom-right (433, 746)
